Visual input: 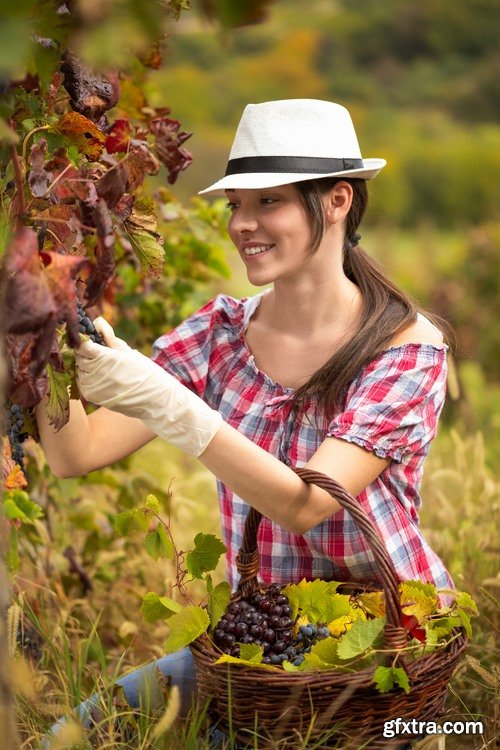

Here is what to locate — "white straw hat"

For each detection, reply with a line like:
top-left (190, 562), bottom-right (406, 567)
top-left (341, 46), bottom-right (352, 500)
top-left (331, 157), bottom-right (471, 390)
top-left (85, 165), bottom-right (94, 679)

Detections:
top-left (198, 99), bottom-right (386, 195)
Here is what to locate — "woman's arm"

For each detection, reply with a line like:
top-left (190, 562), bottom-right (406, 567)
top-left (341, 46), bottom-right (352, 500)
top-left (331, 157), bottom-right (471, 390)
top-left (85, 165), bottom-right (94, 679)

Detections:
top-left (199, 424), bottom-right (389, 534)
top-left (70, 316), bottom-right (442, 529)
top-left (35, 398), bottom-right (156, 478)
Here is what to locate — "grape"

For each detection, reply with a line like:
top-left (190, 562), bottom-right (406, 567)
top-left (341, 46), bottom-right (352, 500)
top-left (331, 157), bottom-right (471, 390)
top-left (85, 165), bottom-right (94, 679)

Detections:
top-left (259, 596), bottom-right (272, 612)
top-left (6, 402), bottom-right (28, 471)
top-left (234, 622), bottom-right (248, 638)
top-left (213, 629), bottom-right (225, 645)
top-left (262, 628), bottom-right (276, 643)
top-left (268, 583), bottom-right (282, 596)
top-left (76, 301), bottom-right (105, 345)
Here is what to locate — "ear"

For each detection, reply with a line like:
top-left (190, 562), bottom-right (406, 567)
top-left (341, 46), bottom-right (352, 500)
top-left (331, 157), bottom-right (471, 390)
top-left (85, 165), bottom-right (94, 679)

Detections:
top-left (324, 181), bottom-right (353, 226)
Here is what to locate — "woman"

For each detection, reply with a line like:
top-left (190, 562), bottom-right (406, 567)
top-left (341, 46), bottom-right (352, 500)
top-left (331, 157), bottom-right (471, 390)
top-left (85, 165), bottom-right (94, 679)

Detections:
top-left (38, 99), bottom-right (453, 737)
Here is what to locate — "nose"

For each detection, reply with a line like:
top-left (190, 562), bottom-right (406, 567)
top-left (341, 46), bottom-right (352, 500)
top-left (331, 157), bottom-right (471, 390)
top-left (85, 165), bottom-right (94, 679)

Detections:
top-left (228, 205), bottom-right (258, 235)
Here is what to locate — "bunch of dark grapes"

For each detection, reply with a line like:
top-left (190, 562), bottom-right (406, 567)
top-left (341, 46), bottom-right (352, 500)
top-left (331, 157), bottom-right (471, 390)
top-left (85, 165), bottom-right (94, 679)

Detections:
top-left (213, 583), bottom-right (297, 665)
top-left (6, 403), bottom-right (28, 470)
top-left (293, 623), bottom-right (331, 666)
top-left (76, 301), bottom-right (104, 345)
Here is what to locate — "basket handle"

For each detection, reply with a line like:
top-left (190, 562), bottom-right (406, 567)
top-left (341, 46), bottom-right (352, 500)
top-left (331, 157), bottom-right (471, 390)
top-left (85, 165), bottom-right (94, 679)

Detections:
top-left (235, 467), bottom-right (404, 636)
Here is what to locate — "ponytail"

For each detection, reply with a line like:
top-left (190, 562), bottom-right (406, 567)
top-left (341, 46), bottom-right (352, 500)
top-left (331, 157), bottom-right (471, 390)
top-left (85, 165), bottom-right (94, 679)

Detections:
top-left (292, 178), bottom-right (450, 420)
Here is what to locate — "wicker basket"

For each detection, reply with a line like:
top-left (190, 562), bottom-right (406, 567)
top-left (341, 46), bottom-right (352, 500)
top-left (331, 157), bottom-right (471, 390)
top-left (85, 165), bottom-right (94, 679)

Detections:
top-left (190, 468), bottom-right (468, 749)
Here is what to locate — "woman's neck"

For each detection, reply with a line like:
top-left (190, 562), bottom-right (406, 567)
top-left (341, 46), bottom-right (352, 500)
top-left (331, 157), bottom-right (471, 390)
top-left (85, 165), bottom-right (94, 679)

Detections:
top-left (263, 254), bottom-right (363, 340)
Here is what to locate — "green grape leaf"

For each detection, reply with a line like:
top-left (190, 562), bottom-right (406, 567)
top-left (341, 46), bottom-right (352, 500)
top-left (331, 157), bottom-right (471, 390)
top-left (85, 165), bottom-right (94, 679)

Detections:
top-left (145, 525), bottom-right (174, 560)
top-left (125, 230), bottom-right (165, 279)
top-left (215, 647), bottom-right (276, 670)
top-left (455, 608), bottom-right (473, 638)
top-left (140, 592), bottom-right (182, 623)
top-left (282, 579), bottom-right (343, 622)
top-left (144, 494), bottom-right (160, 514)
top-left (426, 615), bottom-right (461, 640)
top-left (420, 626), bottom-right (440, 653)
top-left (114, 509), bottom-right (150, 536)
top-left (309, 637), bottom-right (340, 664)
top-left (357, 591), bottom-right (385, 618)
top-left (186, 533), bottom-right (226, 579)
top-left (454, 591), bottom-right (478, 614)
top-left (282, 660), bottom-right (300, 672)
top-left (238, 643), bottom-right (263, 663)
top-left (46, 361), bottom-right (72, 432)
top-left (3, 489), bottom-right (44, 524)
top-left (207, 581), bottom-right (231, 630)
top-left (399, 581), bottom-right (438, 623)
top-left (337, 617), bottom-right (386, 660)
top-left (374, 665), bottom-right (410, 694)
top-left (164, 606), bottom-right (210, 653)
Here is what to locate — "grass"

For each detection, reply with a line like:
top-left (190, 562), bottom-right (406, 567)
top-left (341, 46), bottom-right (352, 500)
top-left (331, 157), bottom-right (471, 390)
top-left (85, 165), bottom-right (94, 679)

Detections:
top-left (8, 423), bottom-right (498, 749)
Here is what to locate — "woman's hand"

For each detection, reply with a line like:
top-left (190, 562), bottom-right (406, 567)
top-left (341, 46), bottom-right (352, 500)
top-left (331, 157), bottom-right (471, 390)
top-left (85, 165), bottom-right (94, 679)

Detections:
top-left (74, 319), bottom-right (223, 457)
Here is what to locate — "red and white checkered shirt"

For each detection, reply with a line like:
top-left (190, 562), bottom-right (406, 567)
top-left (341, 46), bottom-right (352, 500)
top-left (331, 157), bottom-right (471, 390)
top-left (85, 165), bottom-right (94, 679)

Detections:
top-left (153, 293), bottom-right (453, 592)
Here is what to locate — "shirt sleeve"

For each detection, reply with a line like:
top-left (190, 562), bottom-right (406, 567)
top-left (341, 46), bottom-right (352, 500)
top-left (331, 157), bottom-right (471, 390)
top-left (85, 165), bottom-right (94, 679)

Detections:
top-left (326, 344), bottom-right (448, 462)
top-left (151, 294), bottom-right (242, 398)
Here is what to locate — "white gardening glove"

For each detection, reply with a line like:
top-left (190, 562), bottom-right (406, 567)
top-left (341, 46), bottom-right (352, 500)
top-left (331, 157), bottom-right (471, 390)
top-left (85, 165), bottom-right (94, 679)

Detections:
top-left (74, 318), bottom-right (223, 457)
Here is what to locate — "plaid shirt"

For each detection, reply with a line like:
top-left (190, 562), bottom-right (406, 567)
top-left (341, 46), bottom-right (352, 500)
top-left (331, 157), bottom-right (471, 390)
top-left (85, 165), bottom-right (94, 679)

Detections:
top-left (153, 293), bottom-right (453, 591)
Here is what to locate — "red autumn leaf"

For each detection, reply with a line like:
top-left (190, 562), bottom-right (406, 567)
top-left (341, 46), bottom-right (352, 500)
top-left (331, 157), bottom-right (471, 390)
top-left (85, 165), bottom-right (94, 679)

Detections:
top-left (401, 613), bottom-right (427, 642)
top-left (85, 199), bottom-right (116, 307)
top-left (53, 111), bottom-right (106, 160)
top-left (28, 138), bottom-right (52, 198)
top-left (6, 332), bottom-right (49, 408)
top-left (40, 251), bottom-right (92, 348)
top-left (37, 204), bottom-right (81, 252)
top-left (112, 193), bottom-right (135, 220)
top-left (95, 142), bottom-right (159, 208)
top-left (105, 119), bottom-right (132, 154)
top-left (95, 160), bottom-right (129, 209)
top-left (2, 227), bottom-right (56, 334)
top-left (149, 116), bottom-right (192, 184)
top-left (126, 140), bottom-right (160, 190)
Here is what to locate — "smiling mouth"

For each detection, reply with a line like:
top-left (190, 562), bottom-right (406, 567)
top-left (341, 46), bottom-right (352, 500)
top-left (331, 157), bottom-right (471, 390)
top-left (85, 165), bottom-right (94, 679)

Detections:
top-left (244, 244), bottom-right (274, 256)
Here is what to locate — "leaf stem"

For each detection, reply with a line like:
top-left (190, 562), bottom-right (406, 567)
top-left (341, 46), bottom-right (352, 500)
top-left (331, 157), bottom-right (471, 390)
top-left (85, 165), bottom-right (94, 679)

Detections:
top-left (30, 214), bottom-right (95, 232)
top-left (21, 125), bottom-right (51, 165)
top-left (9, 142), bottom-right (26, 231)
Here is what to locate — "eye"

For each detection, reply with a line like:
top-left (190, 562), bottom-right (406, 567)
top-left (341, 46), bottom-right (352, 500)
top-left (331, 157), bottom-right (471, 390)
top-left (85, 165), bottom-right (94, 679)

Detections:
top-left (260, 197), bottom-right (276, 205)
top-left (226, 201), bottom-right (238, 211)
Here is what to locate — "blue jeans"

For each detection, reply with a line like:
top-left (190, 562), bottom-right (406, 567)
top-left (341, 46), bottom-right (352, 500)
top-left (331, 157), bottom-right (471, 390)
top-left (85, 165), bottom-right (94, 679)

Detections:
top-left (42, 648), bottom-right (201, 746)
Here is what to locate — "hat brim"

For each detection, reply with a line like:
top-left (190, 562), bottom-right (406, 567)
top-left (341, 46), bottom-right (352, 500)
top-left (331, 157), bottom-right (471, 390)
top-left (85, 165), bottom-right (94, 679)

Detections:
top-left (198, 158), bottom-right (386, 196)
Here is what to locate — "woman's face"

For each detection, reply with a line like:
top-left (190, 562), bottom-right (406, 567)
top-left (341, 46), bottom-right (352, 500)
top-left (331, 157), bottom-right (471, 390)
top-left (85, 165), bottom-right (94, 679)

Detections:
top-left (226, 184), bottom-right (317, 287)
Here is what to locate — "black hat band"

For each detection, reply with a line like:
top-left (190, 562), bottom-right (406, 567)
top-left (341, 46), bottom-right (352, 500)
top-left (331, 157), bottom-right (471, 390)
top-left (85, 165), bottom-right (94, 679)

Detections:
top-left (225, 155), bottom-right (364, 176)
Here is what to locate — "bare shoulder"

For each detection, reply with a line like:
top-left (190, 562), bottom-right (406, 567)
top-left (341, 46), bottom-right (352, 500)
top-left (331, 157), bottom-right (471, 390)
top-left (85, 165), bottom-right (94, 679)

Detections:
top-left (389, 313), bottom-right (445, 348)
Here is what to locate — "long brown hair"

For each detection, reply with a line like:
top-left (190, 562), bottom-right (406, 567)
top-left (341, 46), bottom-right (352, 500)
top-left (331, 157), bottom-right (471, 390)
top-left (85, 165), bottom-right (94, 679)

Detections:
top-left (292, 177), bottom-right (451, 420)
